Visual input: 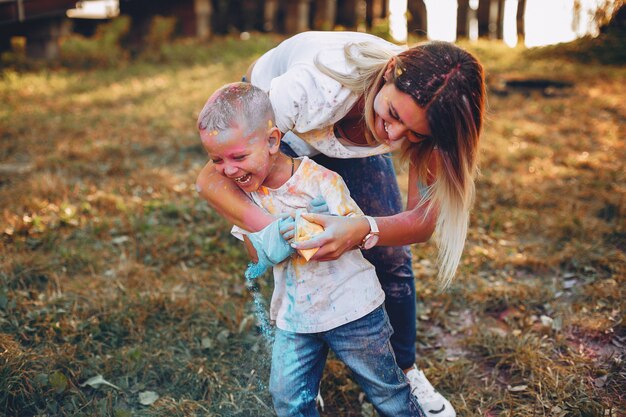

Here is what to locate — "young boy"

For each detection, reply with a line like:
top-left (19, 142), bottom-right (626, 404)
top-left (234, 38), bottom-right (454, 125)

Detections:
top-left (197, 82), bottom-right (425, 417)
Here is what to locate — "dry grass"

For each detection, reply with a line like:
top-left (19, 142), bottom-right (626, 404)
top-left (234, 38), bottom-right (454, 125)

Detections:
top-left (1, 32), bottom-right (624, 416)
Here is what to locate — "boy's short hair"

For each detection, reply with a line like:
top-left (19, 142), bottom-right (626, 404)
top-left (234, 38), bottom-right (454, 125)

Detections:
top-left (197, 82), bottom-right (275, 134)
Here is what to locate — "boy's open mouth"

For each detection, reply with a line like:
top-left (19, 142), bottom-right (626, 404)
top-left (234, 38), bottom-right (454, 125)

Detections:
top-left (234, 174), bottom-right (251, 185)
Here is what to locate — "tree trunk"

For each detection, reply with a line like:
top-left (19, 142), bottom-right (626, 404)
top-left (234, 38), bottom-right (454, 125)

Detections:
top-left (407, 0), bottom-right (427, 37)
top-left (313, 0), bottom-right (336, 30)
top-left (194, 0), bottom-right (212, 40)
top-left (516, 0), bottom-right (526, 40)
top-left (285, 0), bottom-right (310, 33)
top-left (496, 0), bottom-right (505, 39)
top-left (27, 16), bottom-right (63, 60)
top-left (457, 0), bottom-right (470, 39)
top-left (336, 0), bottom-right (359, 29)
top-left (477, 0), bottom-right (491, 38)
top-left (263, 0), bottom-right (278, 31)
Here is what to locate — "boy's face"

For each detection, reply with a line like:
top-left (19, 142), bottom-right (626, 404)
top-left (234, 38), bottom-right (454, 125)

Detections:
top-left (200, 123), bottom-right (279, 193)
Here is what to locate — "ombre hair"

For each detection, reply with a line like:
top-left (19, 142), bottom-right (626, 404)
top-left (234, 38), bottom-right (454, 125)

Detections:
top-left (316, 40), bottom-right (485, 289)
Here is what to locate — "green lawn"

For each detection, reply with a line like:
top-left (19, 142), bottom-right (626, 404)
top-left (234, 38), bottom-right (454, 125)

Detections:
top-left (1, 32), bottom-right (624, 416)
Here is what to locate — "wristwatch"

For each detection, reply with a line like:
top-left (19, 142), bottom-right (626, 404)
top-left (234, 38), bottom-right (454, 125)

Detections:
top-left (358, 216), bottom-right (379, 250)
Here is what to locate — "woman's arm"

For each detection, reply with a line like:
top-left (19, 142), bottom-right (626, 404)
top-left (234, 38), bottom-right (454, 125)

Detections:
top-left (196, 161), bottom-right (275, 231)
top-left (294, 156), bottom-right (438, 260)
top-left (376, 155), bottom-right (437, 245)
top-left (295, 202), bottom-right (436, 261)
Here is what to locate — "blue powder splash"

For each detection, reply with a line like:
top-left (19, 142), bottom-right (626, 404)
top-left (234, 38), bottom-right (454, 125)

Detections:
top-left (244, 270), bottom-right (274, 392)
top-left (245, 269), bottom-right (274, 344)
top-left (240, 219), bottom-right (294, 392)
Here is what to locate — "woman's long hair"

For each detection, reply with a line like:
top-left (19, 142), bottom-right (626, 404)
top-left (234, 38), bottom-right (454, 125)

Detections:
top-left (316, 40), bottom-right (485, 289)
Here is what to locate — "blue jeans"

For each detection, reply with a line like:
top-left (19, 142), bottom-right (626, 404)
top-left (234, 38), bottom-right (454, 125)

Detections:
top-left (269, 306), bottom-right (425, 417)
top-left (280, 143), bottom-right (418, 370)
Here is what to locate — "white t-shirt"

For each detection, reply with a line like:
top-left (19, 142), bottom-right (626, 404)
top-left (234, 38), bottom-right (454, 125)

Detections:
top-left (232, 157), bottom-right (385, 333)
top-left (252, 31), bottom-right (406, 159)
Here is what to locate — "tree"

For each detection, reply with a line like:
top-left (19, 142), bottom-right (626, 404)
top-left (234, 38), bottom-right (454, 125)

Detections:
top-left (313, 0), bottom-right (337, 30)
top-left (496, 0), bottom-right (505, 39)
top-left (477, 0), bottom-right (491, 38)
top-left (516, 0), bottom-right (526, 41)
top-left (477, 0), bottom-right (506, 39)
top-left (407, 0), bottom-right (427, 37)
top-left (457, 0), bottom-right (470, 39)
top-left (574, 0), bottom-right (624, 34)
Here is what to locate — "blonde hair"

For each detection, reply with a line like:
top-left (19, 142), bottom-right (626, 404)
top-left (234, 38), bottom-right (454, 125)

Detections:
top-left (316, 40), bottom-right (485, 289)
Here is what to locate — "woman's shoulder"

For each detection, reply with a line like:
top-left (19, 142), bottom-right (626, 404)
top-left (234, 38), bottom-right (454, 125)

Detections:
top-left (253, 31), bottom-right (400, 75)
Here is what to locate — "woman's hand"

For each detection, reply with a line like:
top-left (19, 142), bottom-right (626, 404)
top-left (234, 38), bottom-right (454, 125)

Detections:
top-left (290, 214), bottom-right (370, 261)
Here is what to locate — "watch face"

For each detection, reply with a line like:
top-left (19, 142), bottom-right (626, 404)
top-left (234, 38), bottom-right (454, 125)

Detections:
top-left (363, 233), bottom-right (379, 250)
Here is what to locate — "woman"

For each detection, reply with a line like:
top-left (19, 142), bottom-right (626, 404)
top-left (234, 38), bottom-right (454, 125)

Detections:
top-left (196, 31), bottom-right (485, 417)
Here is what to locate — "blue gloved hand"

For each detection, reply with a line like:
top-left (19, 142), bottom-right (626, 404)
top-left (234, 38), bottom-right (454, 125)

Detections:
top-left (245, 219), bottom-right (294, 280)
top-left (279, 215), bottom-right (295, 243)
top-left (307, 196), bottom-right (329, 214)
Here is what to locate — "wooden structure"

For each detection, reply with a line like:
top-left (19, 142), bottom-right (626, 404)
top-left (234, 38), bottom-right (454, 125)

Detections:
top-left (0, 0), bottom-right (390, 58)
top-left (119, 0), bottom-right (388, 42)
top-left (0, 0), bottom-right (76, 58)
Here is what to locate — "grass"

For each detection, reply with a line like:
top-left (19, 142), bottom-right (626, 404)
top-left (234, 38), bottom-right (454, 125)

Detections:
top-left (1, 31), bottom-right (625, 416)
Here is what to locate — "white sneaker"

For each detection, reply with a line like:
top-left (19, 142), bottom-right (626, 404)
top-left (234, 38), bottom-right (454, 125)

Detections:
top-left (406, 366), bottom-right (456, 417)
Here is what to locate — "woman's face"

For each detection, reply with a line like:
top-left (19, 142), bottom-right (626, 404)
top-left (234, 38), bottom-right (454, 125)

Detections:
top-left (373, 79), bottom-right (431, 145)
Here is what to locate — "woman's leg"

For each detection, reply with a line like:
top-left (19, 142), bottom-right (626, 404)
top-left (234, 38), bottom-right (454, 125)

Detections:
top-left (270, 328), bottom-right (328, 417)
top-left (324, 306), bottom-right (425, 417)
top-left (312, 153), bottom-right (417, 370)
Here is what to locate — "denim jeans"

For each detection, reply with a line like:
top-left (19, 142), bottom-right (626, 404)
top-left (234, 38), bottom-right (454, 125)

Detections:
top-left (280, 143), bottom-right (418, 371)
top-left (269, 306), bottom-right (425, 417)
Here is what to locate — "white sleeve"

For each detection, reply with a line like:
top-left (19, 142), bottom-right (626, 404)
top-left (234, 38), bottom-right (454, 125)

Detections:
top-left (267, 66), bottom-right (356, 134)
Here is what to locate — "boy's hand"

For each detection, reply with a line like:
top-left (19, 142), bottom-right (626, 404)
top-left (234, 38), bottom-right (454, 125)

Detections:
top-left (307, 196), bottom-right (329, 215)
top-left (278, 216), bottom-right (296, 243)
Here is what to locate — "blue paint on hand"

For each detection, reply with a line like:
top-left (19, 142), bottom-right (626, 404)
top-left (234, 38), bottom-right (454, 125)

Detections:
top-left (245, 218), bottom-right (294, 280)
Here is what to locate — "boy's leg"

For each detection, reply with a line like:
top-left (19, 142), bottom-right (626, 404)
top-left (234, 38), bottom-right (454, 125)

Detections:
top-left (324, 305), bottom-right (426, 417)
top-left (312, 153), bottom-right (417, 370)
top-left (270, 328), bottom-right (328, 417)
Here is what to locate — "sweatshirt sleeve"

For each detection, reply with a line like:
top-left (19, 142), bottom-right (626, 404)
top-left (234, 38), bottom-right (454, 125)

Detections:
top-left (267, 65), bottom-right (357, 134)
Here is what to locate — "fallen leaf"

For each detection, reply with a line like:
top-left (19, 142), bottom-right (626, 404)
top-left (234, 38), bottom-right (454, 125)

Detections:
top-left (540, 315), bottom-right (553, 327)
top-left (112, 236), bottom-right (130, 245)
top-left (217, 329), bottom-right (230, 343)
top-left (80, 375), bottom-right (121, 390)
top-left (594, 375), bottom-right (608, 388)
top-left (138, 391), bottom-right (159, 405)
top-left (201, 337), bottom-right (214, 349)
top-left (563, 279), bottom-right (577, 289)
top-left (49, 371), bottom-right (68, 394)
top-left (507, 384), bottom-right (528, 392)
